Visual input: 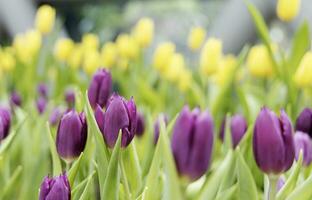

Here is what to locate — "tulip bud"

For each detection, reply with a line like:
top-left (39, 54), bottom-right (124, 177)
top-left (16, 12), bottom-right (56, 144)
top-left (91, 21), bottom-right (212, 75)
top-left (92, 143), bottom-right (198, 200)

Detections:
top-left (294, 131), bottom-right (312, 166)
top-left (54, 38), bottom-right (74, 62)
top-left (95, 94), bottom-right (137, 148)
top-left (100, 42), bottom-right (117, 69)
top-left (153, 42), bottom-right (175, 72)
top-left (49, 107), bottom-right (63, 127)
top-left (135, 112), bottom-right (145, 137)
top-left (132, 17), bottom-right (154, 48)
top-left (295, 108), bottom-right (312, 136)
top-left (87, 69), bottom-right (112, 109)
top-left (36, 97), bottom-right (47, 114)
top-left (39, 173), bottom-right (70, 200)
top-left (0, 107), bottom-right (11, 141)
top-left (277, 0), bottom-right (301, 22)
top-left (10, 91), bottom-right (22, 107)
top-left (171, 106), bottom-right (214, 180)
top-left (154, 114), bottom-right (168, 144)
top-left (253, 107), bottom-right (295, 174)
top-left (200, 38), bottom-right (222, 76)
top-left (38, 83), bottom-right (48, 98)
top-left (35, 5), bottom-right (56, 35)
top-left (187, 26), bottom-right (206, 51)
top-left (65, 89), bottom-right (75, 108)
top-left (56, 110), bottom-right (87, 162)
top-left (294, 52), bottom-right (312, 88)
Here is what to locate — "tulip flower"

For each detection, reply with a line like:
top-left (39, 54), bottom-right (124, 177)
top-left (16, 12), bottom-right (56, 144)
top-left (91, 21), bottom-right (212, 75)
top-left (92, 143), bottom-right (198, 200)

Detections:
top-left (154, 114), bottom-right (168, 144)
top-left (132, 17), bottom-right (154, 48)
top-left (188, 26), bottom-right (206, 51)
top-left (200, 38), bottom-right (222, 76)
top-left (116, 34), bottom-right (139, 60)
top-left (82, 33), bottom-right (99, 51)
top-left (153, 42), bottom-right (176, 73)
top-left (35, 5), bottom-right (56, 35)
top-left (171, 106), bottom-right (214, 180)
top-left (87, 69), bottom-right (112, 109)
top-left (82, 50), bottom-right (101, 75)
top-left (39, 173), bottom-right (70, 200)
top-left (220, 114), bottom-right (248, 148)
top-left (95, 94), bottom-right (137, 148)
top-left (36, 97), bottom-right (47, 114)
top-left (0, 107), bottom-right (11, 141)
top-left (295, 108), bottom-right (312, 136)
top-left (277, 0), bottom-right (301, 22)
top-left (294, 131), bottom-right (312, 166)
top-left (135, 112), bottom-right (145, 137)
top-left (54, 38), bottom-right (74, 62)
top-left (294, 52), bottom-right (312, 88)
top-left (38, 83), bottom-right (48, 98)
top-left (0, 47), bottom-right (15, 72)
top-left (49, 107), bottom-right (63, 127)
top-left (65, 89), bottom-right (75, 108)
top-left (100, 42), bottom-right (118, 68)
top-left (253, 107), bottom-right (295, 174)
top-left (10, 91), bottom-right (22, 107)
top-left (56, 110), bottom-right (87, 162)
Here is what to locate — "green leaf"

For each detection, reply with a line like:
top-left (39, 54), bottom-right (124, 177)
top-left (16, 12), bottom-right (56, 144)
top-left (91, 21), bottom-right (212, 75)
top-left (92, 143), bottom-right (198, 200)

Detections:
top-left (78, 171), bottom-right (96, 200)
top-left (46, 122), bottom-right (62, 176)
top-left (286, 171), bottom-right (312, 200)
top-left (197, 150), bottom-right (235, 200)
top-left (215, 184), bottom-right (238, 200)
top-left (0, 165), bottom-right (23, 199)
top-left (236, 148), bottom-right (258, 200)
top-left (289, 21), bottom-right (310, 72)
top-left (68, 152), bottom-right (84, 186)
top-left (72, 171), bottom-right (96, 199)
top-left (102, 131), bottom-right (122, 200)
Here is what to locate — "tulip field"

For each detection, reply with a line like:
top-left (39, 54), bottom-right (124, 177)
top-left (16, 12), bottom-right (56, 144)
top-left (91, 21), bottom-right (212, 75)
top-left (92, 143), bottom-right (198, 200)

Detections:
top-left (0, 1), bottom-right (311, 200)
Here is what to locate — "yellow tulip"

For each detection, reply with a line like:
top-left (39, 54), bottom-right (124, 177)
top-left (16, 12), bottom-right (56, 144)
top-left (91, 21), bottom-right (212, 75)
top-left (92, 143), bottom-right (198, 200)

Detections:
top-left (188, 26), bottom-right (206, 51)
top-left (26, 30), bottom-right (42, 55)
top-left (54, 38), bottom-right (74, 62)
top-left (0, 48), bottom-right (15, 72)
top-left (101, 42), bottom-right (117, 68)
top-left (132, 17), bottom-right (154, 48)
top-left (214, 55), bottom-right (237, 87)
top-left (294, 52), bottom-right (312, 88)
top-left (116, 34), bottom-right (139, 59)
top-left (153, 42), bottom-right (176, 73)
top-left (35, 5), bottom-right (56, 34)
top-left (277, 0), bottom-right (301, 22)
top-left (83, 50), bottom-right (100, 75)
top-left (67, 44), bottom-right (83, 70)
top-left (178, 69), bottom-right (192, 92)
top-left (165, 53), bottom-right (185, 82)
top-left (247, 44), bottom-right (274, 78)
top-left (82, 33), bottom-right (99, 51)
top-left (200, 38), bottom-right (223, 76)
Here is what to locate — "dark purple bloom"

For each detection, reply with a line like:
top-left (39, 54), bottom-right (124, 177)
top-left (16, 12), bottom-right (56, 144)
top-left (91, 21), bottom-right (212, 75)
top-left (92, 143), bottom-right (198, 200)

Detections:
top-left (95, 94), bottom-right (137, 148)
top-left (65, 89), bottom-right (75, 108)
top-left (219, 115), bottom-right (247, 148)
top-left (154, 114), bottom-right (168, 144)
top-left (49, 107), bottom-right (63, 127)
top-left (36, 97), bottom-right (47, 114)
top-left (253, 107), bottom-right (295, 174)
top-left (10, 91), bottom-right (22, 107)
top-left (171, 106), bottom-right (214, 181)
top-left (294, 131), bottom-right (312, 166)
top-left (277, 176), bottom-right (285, 192)
top-left (295, 108), bottom-right (312, 137)
top-left (38, 83), bottom-right (48, 98)
top-left (56, 110), bottom-right (87, 162)
top-left (88, 69), bottom-right (112, 109)
top-left (0, 107), bottom-right (11, 141)
top-left (39, 173), bottom-right (71, 200)
top-left (135, 112), bottom-right (145, 137)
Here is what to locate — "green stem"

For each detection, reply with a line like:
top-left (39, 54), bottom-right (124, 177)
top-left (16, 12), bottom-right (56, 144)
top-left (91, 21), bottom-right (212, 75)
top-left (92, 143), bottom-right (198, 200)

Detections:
top-left (120, 158), bottom-right (131, 200)
top-left (267, 175), bottom-right (278, 200)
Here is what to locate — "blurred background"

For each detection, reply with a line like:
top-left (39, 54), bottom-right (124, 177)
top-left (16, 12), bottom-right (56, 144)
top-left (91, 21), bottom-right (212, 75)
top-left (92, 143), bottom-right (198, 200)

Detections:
top-left (1, 0), bottom-right (312, 56)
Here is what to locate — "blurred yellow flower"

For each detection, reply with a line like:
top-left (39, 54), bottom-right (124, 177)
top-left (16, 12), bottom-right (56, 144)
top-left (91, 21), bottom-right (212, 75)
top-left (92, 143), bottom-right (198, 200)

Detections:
top-left (67, 44), bottom-right (83, 70)
top-left (247, 44), bottom-right (274, 78)
top-left (178, 69), bottom-right (192, 92)
top-left (83, 50), bottom-right (100, 75)
top-left (200, 38), bottom-right (223, 76)
top-left (153, 42), bottom-right (176, 73)
top-left (277, 0), bottom-right (301, 22)
top-left (188, 26), bottom-right (206, 51)
top-left (165, 53), bottom-right (185, 82)
top-left (54, 38), bottom-right (74, 62)
top-left (294, 52), bottom-right (312, 88)
top-left (35, 5), bottom-right (56, 34)
top-left (117, 57), bottom-right (129, 71)
top-left (132, 17), bottom-right (154, 48)
top-left (214, 55), bottom-right (237, 87)
top-left (101, 42), bottom-right (117, 68)
top-left (26, 30), bottom-right (42, 55)
top-left (116, 34), bottom-right (139, 59)
top-left (82, 33), bottom-right (99, 51)
top-left (0, 47), bottom-right (15, 72)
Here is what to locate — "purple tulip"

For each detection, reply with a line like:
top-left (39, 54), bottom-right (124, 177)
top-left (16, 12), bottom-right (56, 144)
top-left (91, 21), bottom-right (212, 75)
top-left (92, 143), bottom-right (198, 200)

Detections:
top-left (253, 107), bottom-right (295, 174)
top-left (154, 114), bottom-right (168, 144)
top-left (39, 173), bottom-right (71, 200)
top-left (295, 108), bottom-right (312, 137)
top-left (171, 106), bottom-right (214, 181)
top-left (10, 91), bottom-right (22, 107)
top-left (277, 176), bottom-right (285, 192)
top-left (88, 69), bottom-right (112, 109)
top-left (294, 131), bottom-right (312, 166)
top-left (36, 97), bottom-right (47, 114)
top-left (219, 115), bottom-right (247, 148)
top-left (38, 83), bottom-right (48, 98)
top-left (135, 112), bottom-right (145, 137)
top-left (56, 110), bottom-right (87, 162)
top-left (65, 89), bottom-right (75, 108)
top-left (49, 107), bottom-right (63, 127)
top-left (0, 107), bottom-right (11, 141)
top-left (95, 94), bottom-right (137, 148)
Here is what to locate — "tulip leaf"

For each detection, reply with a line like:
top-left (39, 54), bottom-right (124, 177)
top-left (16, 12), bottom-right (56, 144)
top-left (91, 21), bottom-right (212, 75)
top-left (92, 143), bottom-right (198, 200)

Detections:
top-left (136, 186), bottom-right (148, 200)
top-left (102, 131), bottom-right (121, 200)
top-left (197, 150), bottom-right (235, 200)
top-left (121, 141), bottom-right (142, 196)
top-left (46, 122), bottom-right (62, 176)
top-left (78, 171), bottom-right (96, 200)
top-left (159, 118), bottom-right (183, 200)
top-left (215, 184), bottom-right (238, 200)
top-left (68, 152), bottom-right (84, 186)
top-left (0, 165), bottom-right (23, 199)
top-left (286, 171), bottom-right (312, 200)
top-left (84, 91), bottom-right (109, 197)
top-left (236, 148), bottom-right (258, 200)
